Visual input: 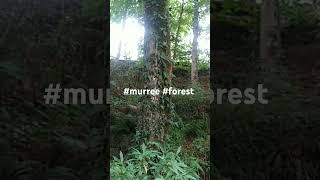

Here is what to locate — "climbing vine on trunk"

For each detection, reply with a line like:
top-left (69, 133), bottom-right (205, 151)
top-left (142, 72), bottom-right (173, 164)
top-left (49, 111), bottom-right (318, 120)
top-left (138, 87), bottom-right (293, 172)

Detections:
top-left (139, 0), bottom-right (172, 141)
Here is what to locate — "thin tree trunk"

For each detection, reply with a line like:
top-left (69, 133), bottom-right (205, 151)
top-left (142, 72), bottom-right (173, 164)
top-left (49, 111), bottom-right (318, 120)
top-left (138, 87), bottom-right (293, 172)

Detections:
top-left (260, 0), bottom-right (281, 71)
top-left (172, 0), bottom-right (185, 61)
top-left (140, 0), bottom-right (171, 141)
top-left (191, 0), bottom-right (199, 83)
top-left (116, 9), bottom-right (128, 60)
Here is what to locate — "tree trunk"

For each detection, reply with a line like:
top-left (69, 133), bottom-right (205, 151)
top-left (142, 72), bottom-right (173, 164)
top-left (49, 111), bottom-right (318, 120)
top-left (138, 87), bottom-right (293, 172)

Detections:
top-left (191, 0), bottom-right (199, 83)
top-left (172, 0), bottom-right (185, 61)
top-left (116, 9), bottom-right (128, 60)
top-left (260, 0), bottom-right (281, 71)
top-left (140, 0), bottom-right (171, 141)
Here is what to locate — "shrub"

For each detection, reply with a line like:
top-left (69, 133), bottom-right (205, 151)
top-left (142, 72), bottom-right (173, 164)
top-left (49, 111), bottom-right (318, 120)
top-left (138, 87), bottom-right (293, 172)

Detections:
top-left (172, 83), bottom-right (208, 119)
top-left (111, 142), bottom-right (203, 179)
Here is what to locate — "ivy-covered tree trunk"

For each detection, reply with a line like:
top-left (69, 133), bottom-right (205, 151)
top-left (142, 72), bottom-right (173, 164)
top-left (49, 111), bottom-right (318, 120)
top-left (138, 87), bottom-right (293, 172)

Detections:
top-left (191, 0), bottom-right (199, 83)
top-left (260, 0), bottom-right (281, 71)
top-left (139, 0), bottom-right (171, 141)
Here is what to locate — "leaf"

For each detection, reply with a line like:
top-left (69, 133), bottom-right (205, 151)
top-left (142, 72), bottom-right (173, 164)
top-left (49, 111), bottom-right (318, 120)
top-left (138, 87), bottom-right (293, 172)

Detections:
top-left (120, 151), bottom-right (124, 162)
top-left (176, 146), bottom-right (182, 155)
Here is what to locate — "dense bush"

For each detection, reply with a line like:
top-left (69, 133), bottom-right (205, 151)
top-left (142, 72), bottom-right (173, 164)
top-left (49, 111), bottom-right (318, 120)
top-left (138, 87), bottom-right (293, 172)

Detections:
top-left (111, 142), bottom-right (203, 179)
top-left (172, 83), bottom-right (208, 119)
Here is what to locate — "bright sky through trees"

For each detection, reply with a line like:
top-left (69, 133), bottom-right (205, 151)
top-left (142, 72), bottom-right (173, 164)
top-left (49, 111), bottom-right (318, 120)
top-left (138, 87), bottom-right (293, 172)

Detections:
top-left (110, 15), bottom-right (210, 60)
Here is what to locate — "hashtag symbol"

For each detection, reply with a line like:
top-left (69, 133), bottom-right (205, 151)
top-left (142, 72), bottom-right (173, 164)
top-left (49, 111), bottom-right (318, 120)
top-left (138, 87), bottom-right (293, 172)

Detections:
top-left (162, 88), bottom-right (168, 95)
top-left (44, 83), bottom-right (62, 104)
top-left (123, 88), bottom-right (129, 95)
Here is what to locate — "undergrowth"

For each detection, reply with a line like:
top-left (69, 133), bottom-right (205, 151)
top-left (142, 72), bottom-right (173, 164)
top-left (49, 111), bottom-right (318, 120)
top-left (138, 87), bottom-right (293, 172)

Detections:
top-left (111, 142), bottom-right (204, 180)
top-left (111, 65), bottom-right (210, 179)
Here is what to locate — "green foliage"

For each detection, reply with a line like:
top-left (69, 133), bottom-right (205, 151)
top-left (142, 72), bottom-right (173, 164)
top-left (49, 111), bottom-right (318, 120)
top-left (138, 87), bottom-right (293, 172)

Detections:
top-left (0, 103), bottom-right (106, 179)
top-left (174, 60), bottom-right (209, 75)
top-left (215, 0), bottom-right (259, 29)
top-left (111, 142), bottom-right (203, 179)
top-left (0, 1), bottom-right (107, 179)
top-left (175, 60), bottom-right (192, 73)
top-left (280, 0), bottom-right (320, 26)
top-left (192, 137), bottom-right (209, 158)
top-left (213, 0), bottom-right (320, 29)
top-left (169, 0), bottom-right (193, 38)
top-left (110, 0), bottom-right (143, 22)
top-left (174, 42), bottom-right (192, 64)
top-left (110, 58), bottom-right (210, 179)
top-left (198, 58), bottom-right (210, 71)
top-left (109, 0), bottom-right (210, 178)
top-left (81, 0), bottom-right (104, 18)
top-left (169, 0), bottom-right (209, 35)
top-left (166, 117), bottom-right (209, 159)
top-left (169, 0), bottom-right (210, 65)
top-left (172, 83), bottom-right (208, 119)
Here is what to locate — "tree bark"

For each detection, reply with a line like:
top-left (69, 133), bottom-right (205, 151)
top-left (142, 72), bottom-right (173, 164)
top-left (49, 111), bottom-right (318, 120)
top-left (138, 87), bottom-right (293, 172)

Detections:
top-left (191, 0), bottom-right (199, 83)
top-left (140, 0), bottom-right (171, 141)
top-left (172, 0), bottom-right (185, 61)
top-left (260, 0), bottom-right (281, 71)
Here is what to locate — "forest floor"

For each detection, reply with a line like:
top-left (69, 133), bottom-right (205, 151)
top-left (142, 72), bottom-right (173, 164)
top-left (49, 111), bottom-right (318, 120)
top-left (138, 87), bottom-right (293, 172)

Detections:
top-left (212, 24), bottom-right (320, 179)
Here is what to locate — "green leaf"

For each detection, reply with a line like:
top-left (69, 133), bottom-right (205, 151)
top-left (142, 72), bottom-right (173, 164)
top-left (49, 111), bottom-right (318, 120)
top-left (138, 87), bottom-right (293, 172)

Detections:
top-left (120, 151), bottom-right (124, 162)
top-left (176, 146), bottom-right (182, 155)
